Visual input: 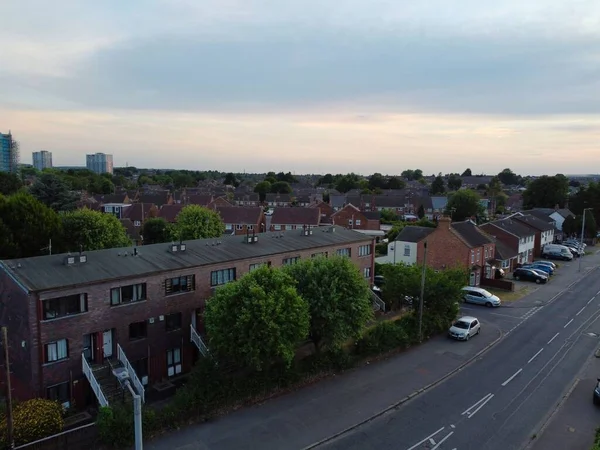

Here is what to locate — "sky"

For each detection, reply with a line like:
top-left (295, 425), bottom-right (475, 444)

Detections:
top-left (1, 0), bottom-right (600, 176)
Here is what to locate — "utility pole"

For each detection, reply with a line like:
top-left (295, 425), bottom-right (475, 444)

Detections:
top-left (2, 327), bottom-right (14, 449)
top-left (418, 241), bottom-right (428, 343)
top-left (578, 208), bottom-right (592, 272)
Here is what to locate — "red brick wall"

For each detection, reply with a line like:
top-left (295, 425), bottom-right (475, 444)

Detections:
top-left (417, 219), bottom-right (469, 269)
top-left (331, 207), bottom-right (377, 231)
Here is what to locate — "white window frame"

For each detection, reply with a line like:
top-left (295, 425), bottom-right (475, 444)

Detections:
top-left (236, 224), bottom-right (243, 230)
top-left (363, 267), bottom-right (371, 278)
top-left (274, 224), bottom-right (281, 231)
top-left (167, 347), bottom-right (182, 377)
top-left (355, 219), bottom-right (362, 226)
top-left (45, 339), bottom-right (69, 363)
top-left (358, 244), bottom-right (372, 257)
top-left (404, 245), bottom-right (410, 257)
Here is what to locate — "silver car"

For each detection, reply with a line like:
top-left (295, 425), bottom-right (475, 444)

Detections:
top-left (448, 316), bottom-right (481, 341)
top-left (461, 287), bottom-right (501, 307)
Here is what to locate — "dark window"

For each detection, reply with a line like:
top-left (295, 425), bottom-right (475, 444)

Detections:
top-left (47, 382), bottom-right (70, 406)
top-left (165, 312), bottom-right (182, 332)
top-left (282, 256), bottom-right (300, 265)
top-left (211, 268), bottom-right (236, 286)
top-left (111, 283), bottom-right (146, 306)
top-left (43, 294), bottom-right (88, 320)
top-left (165, 275), bottom-right (195, 296)
top-left (44, 339), bottom-right (69, 363)
top-left (129, 321), bottom-right (147, 340)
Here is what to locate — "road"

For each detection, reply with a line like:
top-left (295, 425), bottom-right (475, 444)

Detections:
top-left (320, 266), bottom-right (600, 450)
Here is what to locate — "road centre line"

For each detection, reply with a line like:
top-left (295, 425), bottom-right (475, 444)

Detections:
top-left (528, 348), bottom-right (544, 364)
top-left (462, 393), bottom-right (493, 416)
top-left (431, 432), bottom-right (454, 450)
top-left (577, 306), bottom-right (586, 316)
top-left (548, 332), bottom-right (560, 344)
top-left (589, 296), bottom-right (596, 305)
top-left (467, 394), bottom-right (494, 419)
top-left (564, 319), bottom-right (574, 328)
top-left (406, 427), bottom-right (445, 450)
top-left (502, 369), bottom-right (523, 387)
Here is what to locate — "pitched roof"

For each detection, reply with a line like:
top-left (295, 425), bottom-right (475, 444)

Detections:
top-left (186, 194), bottom-right (213, 206)
top-left (137, 193), bottom-right (170, 206)
top-left (492, 238), bottom-right (518, 260)
top-left (122, 203), bottom-right (155, 222)
top-left (1, 226), bottom-right (370, 292)
top-left (329, 195), bottom-right (346, 208)
top-left (451, 221), bottom-right (494, 247)
top-left (486, 218), bottom-right (536, 238)
top-left (431, 196), bottom-right (448, 211)
top-left (521, 209), bottom-right (555, 222)
top-left (555, 208), bottom-right (575, 219)
top-left (363, 211), bottom-right (381, 220)
top-left (271, 207), bottom-right (320, 226)
top-left (395, 226), bottom-right (436, 243)
top-left (216, 206), bottom-right (262, 225)
top-left (158, 204), bottom-right (184, 222)
top-left (511, 214), bottom-right (554, 231)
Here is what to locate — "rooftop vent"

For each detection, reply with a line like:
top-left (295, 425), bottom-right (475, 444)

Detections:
top-left (170, 243), bottom-right (178, 252)
top-left (64, 255), bottom-right (76, 266)
top-left (79, 255), bottom-right (87, 263)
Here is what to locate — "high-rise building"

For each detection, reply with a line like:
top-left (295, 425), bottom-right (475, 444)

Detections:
top-left (0, 131), bottom-right (20, 173)
top-left (86, 153), bottom-right (114, 174)
top-left (32, 150), bottom-right (53, 171)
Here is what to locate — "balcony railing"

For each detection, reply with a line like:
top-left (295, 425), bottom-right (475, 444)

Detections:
top-left (82, 355), bottom-right (108, 407)
top-left (117, 344), bottom-right (145, 404)
top-left (370, 289), bottom-right (386, 313)
top-left (190, 324), bottom-right (210, 357)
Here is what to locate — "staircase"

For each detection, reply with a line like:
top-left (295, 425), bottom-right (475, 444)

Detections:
top-left (370, 289), bottom-right (386, 313)
top-left (91, 359), bottom-right (133, 406)
top-left (190, 324), bottom-right (210, 357)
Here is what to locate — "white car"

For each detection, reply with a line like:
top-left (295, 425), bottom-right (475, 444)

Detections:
top-left (461, 286), bottom-right (501, 307)
top-left (448, 316), bottom-right (481, 341)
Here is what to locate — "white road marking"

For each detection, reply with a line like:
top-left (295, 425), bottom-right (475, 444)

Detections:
top-left (489, 312), bottom-right (522, 319)
top-left (502, 368), bottom-right (523, 387)
top-left (450, 424), bottom-right (455, 429)
top-left (406, 427), bottom-right (445, 450)
top-left (462, 393), bottom-right (493, 416)
top-left (564, 319), bottom-right (574, 328)
top-left (548, 332), bottom-right (560, 344)
top-left (429, 438), bottom-right (436, 445)
top-left (589, 296), bottom-right (596, 305)
top-left (528, 348), bottom-right (544, 364)
top-left (577, 306), bottom-right (586, 316)
top-left (431, 432), bottom-right (454, 450)
top-left (597, 290), bottom-right (600, 296)
top-left (467, 394), bottom-right (494, 418)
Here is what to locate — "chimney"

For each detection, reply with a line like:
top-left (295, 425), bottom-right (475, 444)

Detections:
top-left (438, 215), bottom-right (452, 229)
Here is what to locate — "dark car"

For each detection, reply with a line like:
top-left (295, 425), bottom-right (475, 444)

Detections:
top-left (521, 263), bottom-right (554, 276)
top-left (594, 379), bottom-right (600, 405)
top-left (513, 268), bottom-right (548, 284)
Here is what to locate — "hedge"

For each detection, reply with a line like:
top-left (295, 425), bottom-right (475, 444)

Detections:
top-left (0, 398), bottom-right (64, 447)
top-left (592, 426), bottom-right (600, 450)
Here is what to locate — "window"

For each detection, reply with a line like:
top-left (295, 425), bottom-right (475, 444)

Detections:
top-left (47, 382), bottom-right (70, 408)
top-left (283, 256), bottom-right (300, 265)
top-left (311, 252), bottom-right (328, 258)
top-left (236, 224), bottom-right (243, 230)
top-left (502, 260), bottom-right (510, 269)
top-left (225, 224), bottom-right (233, 230)
top-left (43, 294), bottom-right (87, 320)
top-left (133, 357), bottom-right (149, 385)
top-left (348, 219), bottom-right (353, 226)
top-left (111, 283), bottom-right (146, 306)
top-left (129, 321), bottom-right (147, 340)
top-left (44, 339), bottom-right (68, 363)
top-left (336, 248), bottom-right (351, 257)
top-left (248, 225), bottom-right (254, 230)
top-left (211, 268), bottom-right (236, 286)
top-left (355, 219), bottom-right (362, 226)
top-left (249, 262), bottom-right (269, 271)
top-left (404, 245), bottom-right (410, 257)
top-left (477, 249), bottom-right (481, 261)
top-left (274, 224), bottom-right (281, 231)
top-left (484, 247), bottom-right (488, 259)
top-left (471, 251), bottom-right (475, 263)
top-left (165, 312), bottom-right (182, 332)
top-left (358, 245), bottom-right (372, 257)
top-left (165, 275), bottom-right (195, 296)
top-left (363, 267), bottom-right (371, 278)
top-left (167, 347), bottom-right (182, 377)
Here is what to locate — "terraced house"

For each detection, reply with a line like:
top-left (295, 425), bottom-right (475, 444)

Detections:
top-left (0, 226), bottom-right (374, 410)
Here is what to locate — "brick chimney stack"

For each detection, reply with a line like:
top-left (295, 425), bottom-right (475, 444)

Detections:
top-left (438, 215), bottom-right (452, 229)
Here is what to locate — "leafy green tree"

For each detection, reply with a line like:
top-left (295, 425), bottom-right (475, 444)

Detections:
top-left (318, 173), bottom-right (334, 186)
top-left (413, 169), bottom-right (424, 180)
top-left (417, 204), bottom-right (425, 219)
top-left (368, 173), bottom-right (387, 190)
top-left (270, 181), bottom-right (292, 194)
top-left (142, 218), bottom-right (171, 244)
top-left (387, 176), bottom-right (405, 190)
top-left (447, 174), bottom-right (462, 191)
top-left (223, 172), bottom-right (239, 187)
top-left (574, 213), bottom-right (597, 239)
top-left (276, 171), bottom-right (298, 183)
top-left (29, 173), bottom-right (79, 212)
top-left (562, 215), bottom-right (577, 236)
top-left (461, 168), bottom-right (472, 177)
top-left (60, 209), bottom-right (131, 252)
top-left (205, 266), bottom-right (309, 370)
top-left (445, 189), bottom-right (483, 221)
top-left (285, 256), bottom-right (373, 352)
top-left (0, 172), bottom-right (22, 195)
top-left (497, 168), bottom-right (521, 186)
top-left (171, 172), bottom-right (195, 189)
top-left (380, 208), bottom-right (399, 224)
top-left (171, 205), bottom-right (224, 240)
top-left (334, 173), bottom-right (361, 193)
top-left (487, 176), bottom-right (503, 215)
top-left (430, 174), bottom-right (445, 195)
top-left (0, 193), bottom-right (62, 259)
top-left (522, 175), bottom-right (569, 209)
top-left (254, 181), bottom-right (272, 201)
top-left (401, 169), bottom-right (415, 180)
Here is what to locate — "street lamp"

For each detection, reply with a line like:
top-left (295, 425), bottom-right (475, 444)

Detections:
top-left (418, 240), bottom-right (428, 343)
top-left (578, 208), bottom-right (593, 272)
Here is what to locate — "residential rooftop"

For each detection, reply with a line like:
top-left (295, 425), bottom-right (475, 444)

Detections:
top-left (0, 226), bottom-right (371, 293)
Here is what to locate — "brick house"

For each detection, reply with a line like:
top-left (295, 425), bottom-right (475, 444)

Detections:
top-left (216, 206), bottom-right (266, 235)
top-left (0, 226), bottom-right (374, 410)
top-left (509, 213), bottom-right (555, 257)
top-left (480, 218), bottom-right (536, 266)
top-left (265, 194), bottom-right (292, 207)
top-left (158, 204), bottom-right (184, 223)
top-left (270, 208), bottom-right (320, 231)
top-left (376, 226), bottom-right (435, 266)
top-left (309, 200), bottom-right (334, 224)
top-left (330, 204), bottom-right (381, 232)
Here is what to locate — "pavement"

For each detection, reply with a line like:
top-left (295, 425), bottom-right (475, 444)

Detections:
top-left (147, 250), bottom-right (600, 450)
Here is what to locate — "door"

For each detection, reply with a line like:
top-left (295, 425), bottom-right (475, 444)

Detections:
top-left (83, 333), bottom-right (97, 363)
top-left (102, 330), bottom-right (113, 358)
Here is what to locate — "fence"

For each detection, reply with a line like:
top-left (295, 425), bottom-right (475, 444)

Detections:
top-left (480, 277), bottom-right (514, 291)
top-left (13, 423), bottom-right (98, 450)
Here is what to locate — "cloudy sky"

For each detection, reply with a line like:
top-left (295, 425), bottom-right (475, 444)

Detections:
top-left (1, 0), bottom-right (599, 175)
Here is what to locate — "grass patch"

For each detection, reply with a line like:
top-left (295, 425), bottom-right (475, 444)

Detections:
top-left (487, 287), bottom-right (530, 303)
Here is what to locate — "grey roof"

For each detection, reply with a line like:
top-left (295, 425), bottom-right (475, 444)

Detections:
top-left (330, 195), bottom-right (346, 208)
top-left (493, 238), bottom-right (518, 260)
top-left (0, 226), bottom-right (370, 293)
top-left (363, 211), bottom-right (381, 220)
top-left (521, 209), bottom-right (555, 223)
top-left (530, 208), bottom-right (555, 216)
top-left (555, 208), bottom-right (575, 219)
top-left (512, 214), bottom-right (554, 232)
top-left (486, 218), bottom-right (536, 238)
top-left (451, 221), bottom-right (494, 247)
top-left (395, 226), bottom-right (436, 243)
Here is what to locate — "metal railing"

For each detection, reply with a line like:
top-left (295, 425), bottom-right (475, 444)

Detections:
top-left (81, 354), bottom-right (109, 407)
top-left (370, 289), bottom-right (386, 312)
top-left (117, 344), bottom-right (145, 404)
top-left (190, 324), bottom-right (210, 357)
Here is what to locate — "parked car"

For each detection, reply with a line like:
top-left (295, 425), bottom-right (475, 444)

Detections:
top-left (594, 378), bottom-right (600, 405)
top-left (374, 275), bottom-right (385, 287)
top-left (536, 260), bottom-right (557, 270)
top-left (461, 286), bottom-right (501, 307)
top-left (564, 245), bottom-right (582, 257)
top-left (521, 263), bottom-right (554, 275)
top-left (513, 267), bottom-right (548, 284)
top-left (448, 316), bottom-right (481, 341)
top-left (542, 245), bottom-right (573, 261)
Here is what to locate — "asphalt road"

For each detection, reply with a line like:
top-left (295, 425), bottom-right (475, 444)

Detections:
top-left (320, 266), bottom-right (600, 450)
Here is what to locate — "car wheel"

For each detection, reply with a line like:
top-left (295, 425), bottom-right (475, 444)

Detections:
top-left (515, 275), bottom-right (520, 281)
top-left (465, 334), bottom-right (470, 341)
top-left (485, 302), bottom-right (493, 308)
top-left (535, 278), bottom-right (541, 284)
top-left (594, 395), bottom-right (599, 405)
top-left (477, 328), bottom-right (481, 334)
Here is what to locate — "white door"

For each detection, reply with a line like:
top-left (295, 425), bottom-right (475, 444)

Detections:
top-left (103, 330), bottom-right (113, 358)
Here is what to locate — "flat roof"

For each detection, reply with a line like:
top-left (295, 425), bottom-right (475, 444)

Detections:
top-left (0, 226), bottom-right (371, 293)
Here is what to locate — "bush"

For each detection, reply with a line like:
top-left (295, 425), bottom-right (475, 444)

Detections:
top-left (0, 398), bottom-right (64, 447)
top-left (355, 320), bottom-right (413, 356)
top-left (97, 403), bottom-right (162, 449)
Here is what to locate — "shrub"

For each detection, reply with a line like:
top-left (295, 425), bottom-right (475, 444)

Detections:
top-left (0, 398), bottom-right (64, 447)
top-left (355, 321), bottom-right (411, 356)
top-left (97, 403), bottom-right (162, 448)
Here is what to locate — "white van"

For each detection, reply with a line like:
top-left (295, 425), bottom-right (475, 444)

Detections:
top-left (542, 244), bottom-right (573, 261)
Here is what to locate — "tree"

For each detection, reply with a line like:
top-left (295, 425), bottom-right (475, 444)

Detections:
top-left (318, 173), bottom-right (334, 186)
top-left (223, 172), bottom-right (239, 187)
top-left (417, 204), bottom-right (425, 219)
top-left (0, 172), bottom-right (22, 195)
top-left (413, 169), bottom-right (423, 180)
top-left (574, 213), bottom-right (597, 239)
top-left (445, 189), bottom-right (483, 221)
top-left (334, 173), bottom-right (361, 193)
top-left (522, 175), bottom-right (569, 209)
top-left (29, 173), bottom-right (79, 212)
top-left (205, 266), bottom-right (309, 371)
top-left (430, 174), bottom-right (445, 195)
top-left (562, 215), bottom-right (577, 237)
top-left (254, 181), bottom-right (272, 202)
top-left (285, 257), bottom-right (373, 352)
top-left (270, 181), bottom-right (292, 194)
top-left (461, 168), bottom-right (472, 177)
top-left (380, 208), bottom-right (400, 224)
top-left (487, 176), bottom-right (503, 216)
top-left (387, 176), bottom-right (406, 190)
top-left (142, 218), bottom-right (171, 244)
top-left (170, 205), bottom-right (224, 240)
top-left (276, 172), bottom-right (298, 183)
top-left (447, 174), bottom-right (462, 191)
top-left (60, 209), bottom-right (131, 252)
top-left (172, 172), bottom-right (195, 189)
top-left (368, 173), bottom-right (387, 190)
top-left (497, 168), bottom-right (521, 186)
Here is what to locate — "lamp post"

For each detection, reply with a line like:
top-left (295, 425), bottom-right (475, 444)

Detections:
top-left (578, 208), bottom-right (592, 272)
top-left (418, 240), bottom-right (428, 343)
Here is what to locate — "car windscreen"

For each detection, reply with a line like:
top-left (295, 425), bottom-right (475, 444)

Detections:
top-left (453, 321), bottom-right (470, 329)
